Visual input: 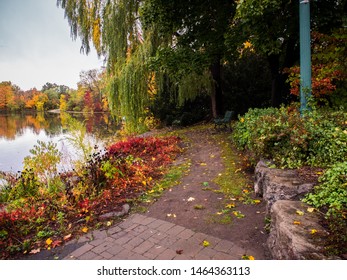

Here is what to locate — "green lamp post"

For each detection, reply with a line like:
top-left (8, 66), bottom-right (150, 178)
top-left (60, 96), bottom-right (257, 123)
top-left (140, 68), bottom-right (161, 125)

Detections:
top-left (299, 0), bottom-right (312, 114)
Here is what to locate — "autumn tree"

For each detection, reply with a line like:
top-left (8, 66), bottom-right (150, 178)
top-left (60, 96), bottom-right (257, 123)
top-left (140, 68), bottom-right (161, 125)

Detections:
top-left (0, 82), bottom-right (15, 110)
top-left (229, 0), bottom-right (346, 107)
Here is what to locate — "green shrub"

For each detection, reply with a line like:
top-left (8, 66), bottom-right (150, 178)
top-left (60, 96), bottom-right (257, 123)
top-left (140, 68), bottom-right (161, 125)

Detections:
top-left (303, 162), bottom-right (347, 256)
top-left (232, 105), bottom-right (347, 168)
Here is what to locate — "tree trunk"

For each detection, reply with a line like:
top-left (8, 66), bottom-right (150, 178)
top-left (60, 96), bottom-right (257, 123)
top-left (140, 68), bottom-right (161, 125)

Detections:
top-left (268, 54), bottom-right (282, 107)
top-left (210, 58), bottom-right (224, 118)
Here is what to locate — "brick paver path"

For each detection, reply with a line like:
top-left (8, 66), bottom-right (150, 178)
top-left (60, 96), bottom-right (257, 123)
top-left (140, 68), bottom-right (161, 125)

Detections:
top-left (63, 214), bottom-right (247, 260)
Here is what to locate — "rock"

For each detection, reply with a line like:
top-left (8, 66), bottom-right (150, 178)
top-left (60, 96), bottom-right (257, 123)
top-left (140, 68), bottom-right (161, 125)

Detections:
top-left (267, 200), bottom-right (328, 260)
top-left (254, 160), bottom-right (314, 214)
top-left (99, 204), bottom-right (130, 220)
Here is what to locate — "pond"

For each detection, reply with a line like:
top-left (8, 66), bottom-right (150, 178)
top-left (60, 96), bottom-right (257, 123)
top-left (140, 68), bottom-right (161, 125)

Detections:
top-left (0, 112), bottom-right (120, 172)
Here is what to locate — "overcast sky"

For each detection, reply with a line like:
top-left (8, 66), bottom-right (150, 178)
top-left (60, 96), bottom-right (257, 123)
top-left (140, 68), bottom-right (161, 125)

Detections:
top-left (0, 0), bottom-right (104, 91)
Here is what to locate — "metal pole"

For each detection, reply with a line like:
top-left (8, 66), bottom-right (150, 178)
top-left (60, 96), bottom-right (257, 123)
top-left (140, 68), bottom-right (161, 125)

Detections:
top-left (299, 0), bottom-right (312, 114)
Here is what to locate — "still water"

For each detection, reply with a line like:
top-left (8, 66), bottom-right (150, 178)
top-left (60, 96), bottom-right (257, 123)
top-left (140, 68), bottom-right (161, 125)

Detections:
top-left (0, 112), bottom-right (120, 172)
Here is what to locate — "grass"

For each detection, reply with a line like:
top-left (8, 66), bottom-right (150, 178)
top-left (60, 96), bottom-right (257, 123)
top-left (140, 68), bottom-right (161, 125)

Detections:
top-left (212, 133), bottom-right (252, 198)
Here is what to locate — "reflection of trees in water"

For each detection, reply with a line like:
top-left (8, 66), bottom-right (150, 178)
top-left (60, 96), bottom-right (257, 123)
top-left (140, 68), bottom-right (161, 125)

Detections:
top-left (0, 112), bottom-right (120, 141)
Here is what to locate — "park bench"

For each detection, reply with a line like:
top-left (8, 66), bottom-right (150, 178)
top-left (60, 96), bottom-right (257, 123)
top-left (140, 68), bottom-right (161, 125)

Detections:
top-left (214, 110), bottom-right (234, 130)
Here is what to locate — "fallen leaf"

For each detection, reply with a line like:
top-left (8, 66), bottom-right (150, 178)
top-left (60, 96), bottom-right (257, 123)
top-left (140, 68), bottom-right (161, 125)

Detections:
top-left (216, 212), bottom-right (223, 215)
top-left (52, 240), bottom-right (62, 248)
top-left (307, 207), bottom-right (315, 213)
top-left (81, 227), bottom-right (88, 233)
top-left (253, 199), bottom-right (261, 204)
top-left (242, 255), bottom-right (255, 260)
top-left (187, 197), bottom-right (195, 202)
top-left (176, 249), bottom-right (183, 255)
top-left (202, 240), bottom-right (210, 247)
top-left (310, 229), bottom-right (318, 234)
top-left (29, 248), bottom-right (41, 254)
top-left (63, 234), bottom-right (72, 241)
top-left (46, 238), bottom-right (53, 246)
top-left (296, 210), bottom-right (304, 216)
top-left (106, 221), bottom-right (112, 227)
top-left (293, 220), bottom-right (301, 225)
top-left (200, 162), bottom-right (207, 166)
top-left (225, 203), bottom-right (235, 209)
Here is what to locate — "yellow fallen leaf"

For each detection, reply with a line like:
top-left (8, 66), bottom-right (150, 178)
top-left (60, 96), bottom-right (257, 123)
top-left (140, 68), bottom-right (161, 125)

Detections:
top-left (293, 220), bottom-right (301, 225)
top-left (106, 221), bottom-right (112, 227)
top-left (296, 210), bottom-right (304, 216)
top-left (216, 212), bottom-right (223, 215)
top-left (311, 229), bottom-right (318, 234)
top-left (142, 181), bottom-right (147, 186)
top-left (253, 199), bottom-right (261, 204)
top-left (81, 227), bottom-right (88, 233)
top-left (46, 238), bottom-right (53, 246)
top-left (202, 240), bottom-right (210, 247)
top-left (225, 203), bottom-right (235, 208)
top-left (307, 207), bottom-right (315, 213)
top-left (200, 162), bottom-right (207, 166)
top-left (235, 168), bottom-right (242, 173)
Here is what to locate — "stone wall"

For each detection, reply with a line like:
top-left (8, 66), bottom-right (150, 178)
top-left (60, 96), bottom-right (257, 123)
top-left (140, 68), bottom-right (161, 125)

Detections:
top-left (254, 160), bottom-right (330, 259)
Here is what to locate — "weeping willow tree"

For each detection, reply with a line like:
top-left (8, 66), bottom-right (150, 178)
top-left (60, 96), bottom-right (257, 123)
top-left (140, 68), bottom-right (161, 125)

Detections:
top-left (57, 0), bottom-right (234, 131)
top-left (57, 0), bottom-right (154, 132)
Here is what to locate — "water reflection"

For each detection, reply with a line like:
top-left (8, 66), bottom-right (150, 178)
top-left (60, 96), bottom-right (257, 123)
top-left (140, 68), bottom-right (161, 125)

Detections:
top-left (0, 112), bottom-right (120, 172)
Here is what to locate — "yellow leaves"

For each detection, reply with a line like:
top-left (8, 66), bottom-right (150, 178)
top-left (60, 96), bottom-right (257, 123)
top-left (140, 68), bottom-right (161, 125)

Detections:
top-left (81, 227), bottom-right (88, 233)
top-left (296, 210), bottom-right (304, 216)
top-left (225, 203), bottom-right (236, 209)
top-left (293, 220), bottom-right (301, 225)
top-left (45, 238), bottom-right (53, 246)
top-left (240, 117), bottom-right (245, 123)
top-left (142, 180), bottom-right (147, 186)
top-left (167, 213), bottom-right (177, 218)
top-left (310, 229), bottom-right (318, 234)
top-left (106, 221), bottom-right (113, 227)
top-left (253, 199), bottom-right (261, 204)
top-left (200, 162), bottom-right (207, 166)
top-left (202, 240), bottom-right (210, 247)
top-left (232, 211), bottom-right (245, 218)
top-left (307, 207), bottom-right (315, 213)
top-left (242, 255), bottom-right (255, 260)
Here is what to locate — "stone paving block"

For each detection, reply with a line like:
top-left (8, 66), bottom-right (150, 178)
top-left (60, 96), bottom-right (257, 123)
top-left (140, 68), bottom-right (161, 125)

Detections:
top-left (137, 229), bottom-right (158, 240)
top-left (114, 233), bottom-right (136, 245)
top-left (106, 244), bottom-right (125, 255)
top-left (190, 232), bottom-right (210, 245)
top-left (138, 216), bottom-right (157, 226)
top-left (92, 229), bottom-right (108, 240)
top-left (92, 242), bottom-right (113, 254)
top-left (157, 235), bottom-right (179, 247)
top-left (109, 248), bottom-right (133, 260)
top-left (107, 226), bottom-right (123, 236)
top-left (79, 251), bottom-right (99, 260)
top-left (145, 245), bottom-right (167, 258)
top-left (147, 219), bottom-right (167, 229)
top-left (130, 214), bottom-right (147, 224)
top-left (155, 248), bottom-right (177, 260)
top-left (167, 225), bottom-right (185, 236)
top-left (132, 240), bottom-right (155, 255)
top-left (148, 232), bottom-right (167, 242)
top-left (213, 251), bottom-right (239, 260)
top-left (89, 238), bottom-right (106, 247)
top-left (119, 219), bottom-right (136, 229)
top-left (68, 243), bottom-right (94, 258)
top-left (172, 239), bottom-right (203, 257)
top-left (176, 228), bottom-right (195, 239)
top-left (130, 224), bottom-right (148, 234)
top-left (156, 221), bottom-right (175, 232)
top-left (110, 230), bottom-right (128, 240)
top-left (173, 254), bottom-right (193, 260)
top-left (130, 253), bottom-right (149, 260)
top-left (227, 244), bottom-right (246, 257)
top-left (100, 251), bottom-right (113, 259)
top-left (194, 247), bottom-right (217, 260)
top-left (214, 239), bottom-right (235, 254)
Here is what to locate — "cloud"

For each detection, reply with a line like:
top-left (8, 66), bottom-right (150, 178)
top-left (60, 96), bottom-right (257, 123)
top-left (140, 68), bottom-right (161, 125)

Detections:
top-left (0, 0), bottom-right (103, 90)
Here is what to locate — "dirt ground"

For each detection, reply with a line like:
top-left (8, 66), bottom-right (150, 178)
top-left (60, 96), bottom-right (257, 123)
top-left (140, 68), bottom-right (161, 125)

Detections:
top-left (143, 127), bottom-right (270, 259)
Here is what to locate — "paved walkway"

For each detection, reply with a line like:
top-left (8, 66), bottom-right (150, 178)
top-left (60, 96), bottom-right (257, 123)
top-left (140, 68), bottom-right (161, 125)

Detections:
top-left (62, 213), bottom-right (247, 260)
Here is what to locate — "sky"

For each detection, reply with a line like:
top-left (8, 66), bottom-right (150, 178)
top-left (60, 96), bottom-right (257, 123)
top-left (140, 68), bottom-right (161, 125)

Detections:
top-left (0, 0), bottom-right (104, 91)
